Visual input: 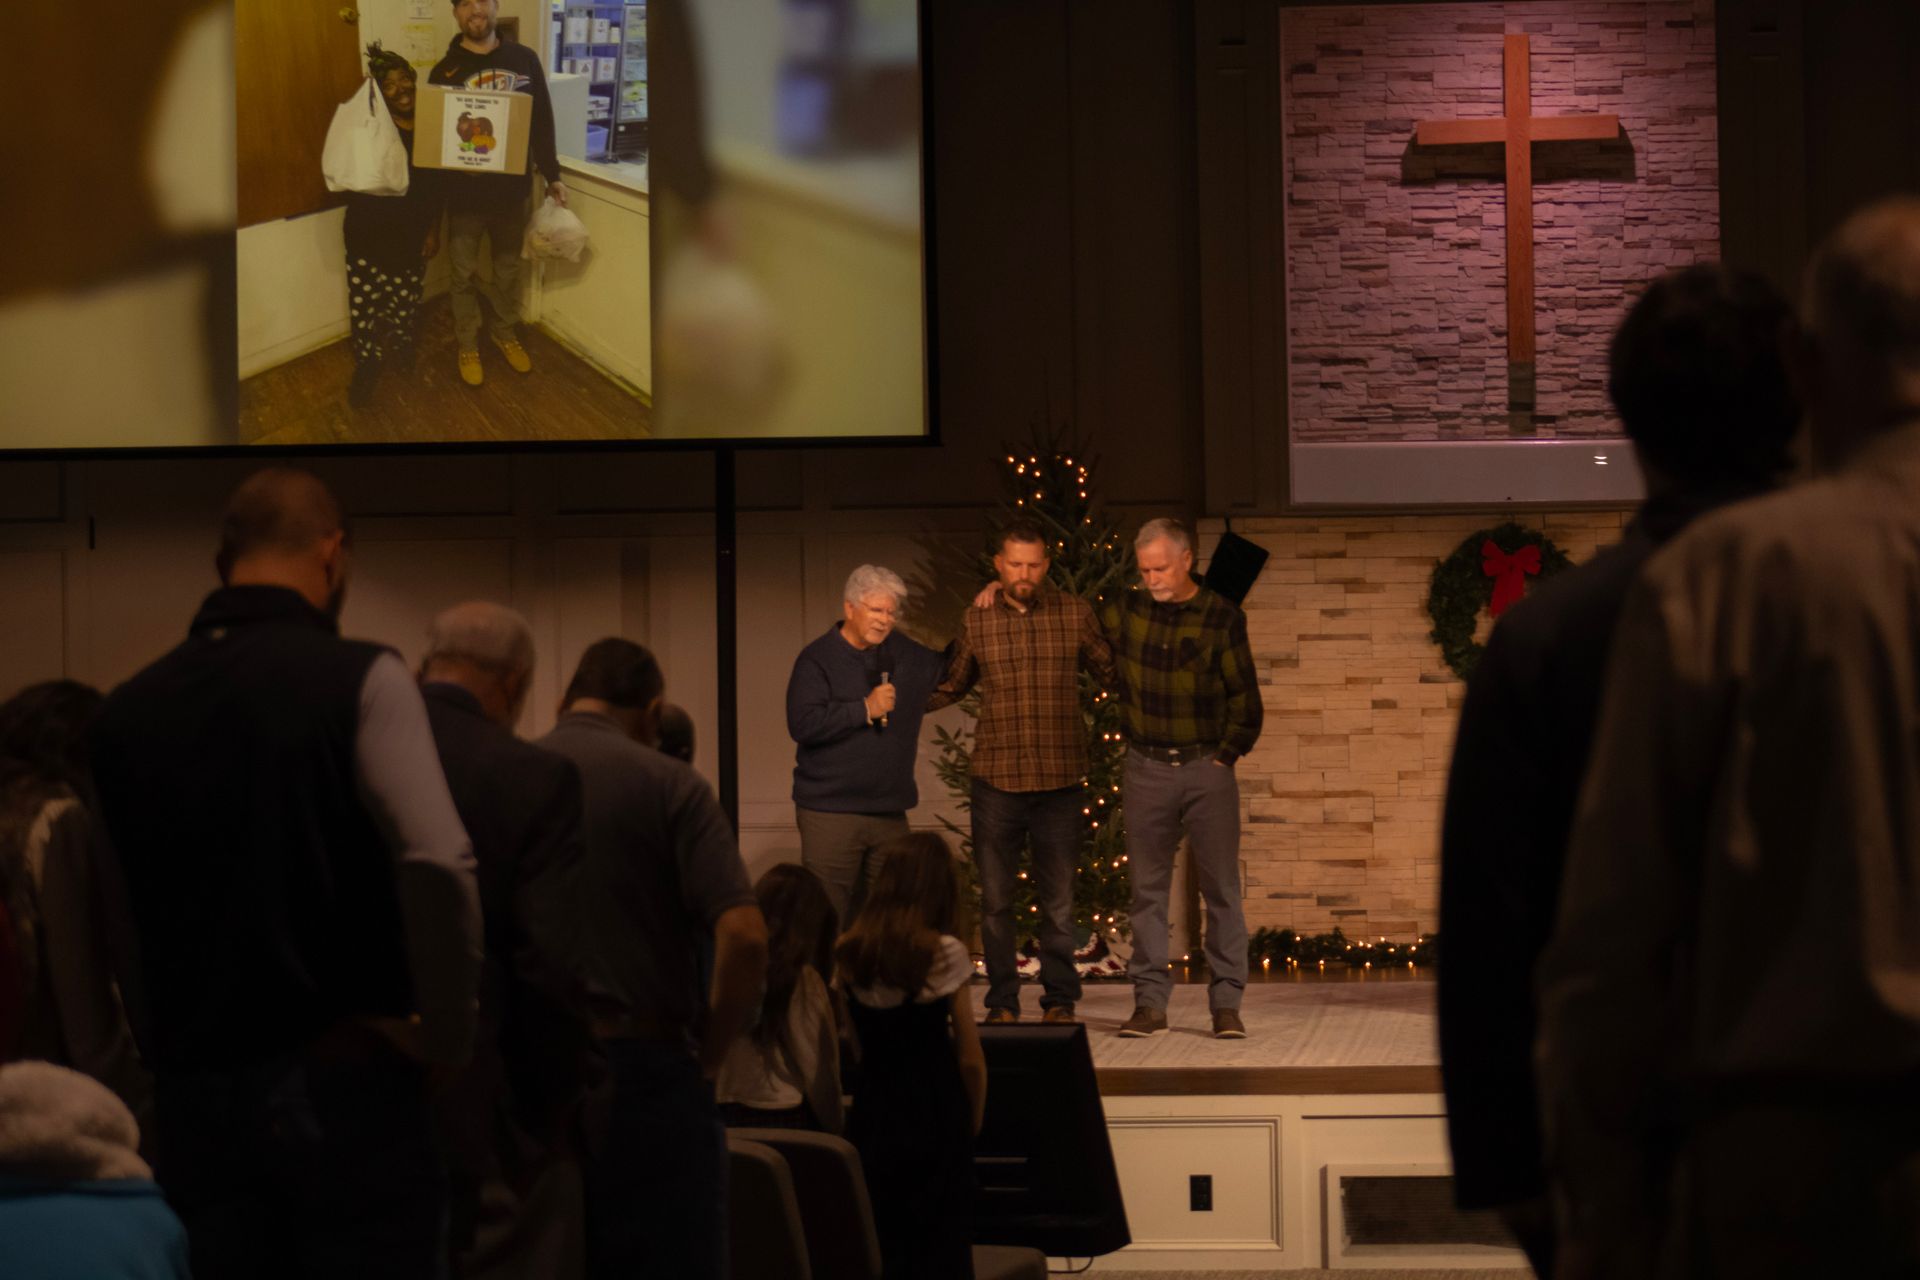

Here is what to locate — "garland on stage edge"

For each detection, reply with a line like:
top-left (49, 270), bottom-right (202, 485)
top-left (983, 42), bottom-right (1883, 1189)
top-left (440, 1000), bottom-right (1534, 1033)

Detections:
top-left (1248, 926), bottom-right (1438, 970)
top-left (1425, 521), bottom-right (1572, 681)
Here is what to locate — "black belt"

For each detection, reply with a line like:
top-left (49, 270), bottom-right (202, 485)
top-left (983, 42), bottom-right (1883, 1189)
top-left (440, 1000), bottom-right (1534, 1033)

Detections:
top-left (1129, 741), bottom-right (1219, 766)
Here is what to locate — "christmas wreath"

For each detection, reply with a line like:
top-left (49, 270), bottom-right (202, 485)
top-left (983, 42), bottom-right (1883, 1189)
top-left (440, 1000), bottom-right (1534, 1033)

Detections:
top-left (1426, 521), bottom-right (1572, 680)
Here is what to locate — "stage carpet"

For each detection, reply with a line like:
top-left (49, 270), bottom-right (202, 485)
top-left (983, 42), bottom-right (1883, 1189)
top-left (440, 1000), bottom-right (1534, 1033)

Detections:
top-left (969, 976), bottom-right (1440, 1094)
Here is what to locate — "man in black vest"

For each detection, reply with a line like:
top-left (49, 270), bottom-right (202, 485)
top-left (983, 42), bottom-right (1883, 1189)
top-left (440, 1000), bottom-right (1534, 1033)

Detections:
top-left (91, 468), bottom-right (482, 1280)
top-left (417, 600), bottom-right (594, 1280)
top-left (1437, 266), bottom-right (1801, 1275)
top-left (540, 638), bottom-right (765, 1280)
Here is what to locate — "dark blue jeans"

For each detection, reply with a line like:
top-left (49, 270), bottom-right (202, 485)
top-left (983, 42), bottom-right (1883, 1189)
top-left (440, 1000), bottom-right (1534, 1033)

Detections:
top-left (582, 1039), bottom-right (726, 1280)
top-left (155, 1033), bottom-right (447, 1280)
top-left (971, 780), bottom-right (1084, 1013)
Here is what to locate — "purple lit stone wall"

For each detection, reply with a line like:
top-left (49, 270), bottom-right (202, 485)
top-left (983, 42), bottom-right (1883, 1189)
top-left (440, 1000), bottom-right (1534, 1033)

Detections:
top-left (1282, 1), bottom-right (1718, 443)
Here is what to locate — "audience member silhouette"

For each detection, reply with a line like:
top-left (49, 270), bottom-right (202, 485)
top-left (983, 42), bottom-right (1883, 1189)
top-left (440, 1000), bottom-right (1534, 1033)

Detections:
top-left (1541, 197), bottom-right (1920, 1278)
top-left (88, 467), bottom-right (481, 1280)
top-left (717, 863), bottom-right (843, 1132)
top-left (0, 1061), bottom-right (191, 1280)
top-left (539, 638), bottom-right (766, 1280)
top-left (656, 702), bottom-right (696, 765)
top-left (0, 680), bottom-right (153, 1136)
top-left (1439, 264), bottom-right (1799, 1274)
top-left (837, 833), bottom-right (987, 1280)
top-left (418, 601), bottom-right (596, 1280)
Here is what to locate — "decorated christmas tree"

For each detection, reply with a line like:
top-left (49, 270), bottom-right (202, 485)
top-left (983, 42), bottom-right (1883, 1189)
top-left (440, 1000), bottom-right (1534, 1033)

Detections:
top-left (928, 439), bottom-right (1137, 951)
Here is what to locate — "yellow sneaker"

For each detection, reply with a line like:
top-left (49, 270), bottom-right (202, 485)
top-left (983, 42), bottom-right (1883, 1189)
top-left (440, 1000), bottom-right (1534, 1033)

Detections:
top-left (458, 349), bottom-right (484, 387)
top-left (491, 332), bottom-right (533, 374)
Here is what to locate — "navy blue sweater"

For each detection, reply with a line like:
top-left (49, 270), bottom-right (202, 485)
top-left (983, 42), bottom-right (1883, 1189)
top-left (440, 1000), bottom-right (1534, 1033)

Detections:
top-left (786, 625), bottom-right (946, 813)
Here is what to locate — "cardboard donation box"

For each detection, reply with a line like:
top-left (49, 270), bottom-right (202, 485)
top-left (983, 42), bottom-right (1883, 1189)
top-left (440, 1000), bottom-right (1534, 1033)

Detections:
top-left (414, 85), bottom-right (532, 174)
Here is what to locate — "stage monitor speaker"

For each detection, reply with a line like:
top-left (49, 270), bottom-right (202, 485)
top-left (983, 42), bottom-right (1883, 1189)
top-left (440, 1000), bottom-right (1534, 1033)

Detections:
top-left (1200, 530), bottom-right (1269, 606)
top-left (974, 1024), bottom-right (1131, 1258)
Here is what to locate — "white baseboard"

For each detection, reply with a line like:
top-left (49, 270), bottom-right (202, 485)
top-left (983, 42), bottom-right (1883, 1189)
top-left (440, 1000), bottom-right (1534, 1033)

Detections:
top-left (240, 319), bottom-right (348, 380)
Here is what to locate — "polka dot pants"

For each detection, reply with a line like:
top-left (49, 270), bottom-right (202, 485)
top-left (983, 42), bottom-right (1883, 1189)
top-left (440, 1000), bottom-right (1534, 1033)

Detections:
top-left (348, 257), bottom-right (425, 363)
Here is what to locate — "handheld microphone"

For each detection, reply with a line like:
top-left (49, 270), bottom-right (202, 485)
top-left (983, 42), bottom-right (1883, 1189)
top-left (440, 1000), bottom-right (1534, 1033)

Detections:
top-left (879, 670), bottom-right (891, 728)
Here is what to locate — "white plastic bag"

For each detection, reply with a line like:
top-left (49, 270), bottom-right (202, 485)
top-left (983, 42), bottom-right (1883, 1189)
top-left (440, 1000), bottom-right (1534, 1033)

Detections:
top-left (654, 239), bottom-right (788, 436)
top-left (523, 196), bottom-right (591, 262)
top-left (322, 78), bottom-right (410, 196)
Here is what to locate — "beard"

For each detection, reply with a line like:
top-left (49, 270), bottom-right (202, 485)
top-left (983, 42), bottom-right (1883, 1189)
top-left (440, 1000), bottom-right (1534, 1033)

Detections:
top-left (464, 10), bottom-right (495, 37)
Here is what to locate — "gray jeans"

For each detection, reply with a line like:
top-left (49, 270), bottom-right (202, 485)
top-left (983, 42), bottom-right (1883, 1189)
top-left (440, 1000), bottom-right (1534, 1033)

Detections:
top-left (447, 203), bottom-right (527, 349)
top-left (795, 807), bottom-right (909, 927)
top-left (1123, 753), bottom-right (1246, 1011)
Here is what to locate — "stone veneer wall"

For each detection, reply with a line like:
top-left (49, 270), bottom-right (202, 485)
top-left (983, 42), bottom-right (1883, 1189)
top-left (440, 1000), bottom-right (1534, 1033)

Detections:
top-left (1282, 0), bottom-right (1718, 442)
top-left (1203, 510), bottom-right (1629, 941)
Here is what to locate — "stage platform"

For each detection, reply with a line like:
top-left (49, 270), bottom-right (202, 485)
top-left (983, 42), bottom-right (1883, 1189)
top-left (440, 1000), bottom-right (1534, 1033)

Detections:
top-left (969, 976), bottom-right (1522, 1274)
top-left (969, 975), bottom-right (1441, 1096)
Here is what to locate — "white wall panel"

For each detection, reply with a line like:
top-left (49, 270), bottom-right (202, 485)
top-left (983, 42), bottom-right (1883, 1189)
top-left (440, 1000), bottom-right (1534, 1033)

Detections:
top-left (341, 538), bottom-right (518, 674)
top-left (79, 513), bottom-right (222, 691)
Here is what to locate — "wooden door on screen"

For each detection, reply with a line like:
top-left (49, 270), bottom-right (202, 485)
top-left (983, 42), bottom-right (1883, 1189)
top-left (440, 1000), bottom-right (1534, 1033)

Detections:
top-left (236, 0), bottom-right (365, 227)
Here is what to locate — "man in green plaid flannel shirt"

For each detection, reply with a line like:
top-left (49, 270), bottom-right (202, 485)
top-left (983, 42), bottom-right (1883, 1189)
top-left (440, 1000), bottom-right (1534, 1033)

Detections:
top-left (1106, 518), bottom-right (1263, 1039)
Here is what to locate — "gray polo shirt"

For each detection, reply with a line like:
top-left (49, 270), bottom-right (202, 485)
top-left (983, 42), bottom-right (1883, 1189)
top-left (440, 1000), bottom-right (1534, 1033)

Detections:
top-left (538, 711), bottom-right (754, 1040)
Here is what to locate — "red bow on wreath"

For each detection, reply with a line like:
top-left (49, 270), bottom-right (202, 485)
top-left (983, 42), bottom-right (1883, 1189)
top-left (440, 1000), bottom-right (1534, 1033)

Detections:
top-left (1481, 541), bottom-right (1541, 617)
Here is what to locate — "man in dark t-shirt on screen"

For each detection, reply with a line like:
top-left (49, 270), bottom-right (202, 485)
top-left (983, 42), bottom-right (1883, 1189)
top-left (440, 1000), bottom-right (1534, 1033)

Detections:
top-left (428, 0), bottom-right (567, 388)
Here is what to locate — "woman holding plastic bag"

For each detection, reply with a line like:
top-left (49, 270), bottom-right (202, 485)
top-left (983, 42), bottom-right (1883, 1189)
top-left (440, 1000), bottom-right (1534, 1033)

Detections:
top-left (336, 43), bottom-right (442, 409)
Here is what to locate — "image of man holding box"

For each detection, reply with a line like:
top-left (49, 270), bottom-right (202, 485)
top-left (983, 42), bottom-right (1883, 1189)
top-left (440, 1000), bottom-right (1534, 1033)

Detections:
top-left (429, 0), bottom-right (567, 388)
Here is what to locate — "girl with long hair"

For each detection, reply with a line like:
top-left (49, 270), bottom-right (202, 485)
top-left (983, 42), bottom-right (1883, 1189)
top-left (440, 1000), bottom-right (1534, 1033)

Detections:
top-left (837, 833), bottom-right (986, 1280)
top-left (716, 863), bottom-right (843, 1131)
top-left (0, 681), bottom-right (151, 1136)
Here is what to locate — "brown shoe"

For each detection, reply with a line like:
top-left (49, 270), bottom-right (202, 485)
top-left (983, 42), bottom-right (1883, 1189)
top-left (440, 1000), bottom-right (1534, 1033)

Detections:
top-left (983, 1007), bottom-right (1019, 1025)
top-left (1040, 1004), bottom-right (1077, 1025)
top-left (1117, 1006), bottom-right (1168, 1038)
top-left (1212, 1009), bottom-right (1248, 1039)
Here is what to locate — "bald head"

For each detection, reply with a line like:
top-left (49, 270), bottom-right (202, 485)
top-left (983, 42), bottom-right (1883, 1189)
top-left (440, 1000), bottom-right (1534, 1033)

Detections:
top-left (217, 468), bottom-right (352, 616)
top-left (422, 601), bottom-right (536, 728)
top-left (1802, 197), bottom-right (1920, 459)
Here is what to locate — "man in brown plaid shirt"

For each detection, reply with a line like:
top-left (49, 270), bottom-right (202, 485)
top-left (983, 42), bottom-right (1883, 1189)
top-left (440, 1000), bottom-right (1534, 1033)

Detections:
top-left (932, 518), bottom-right (1118, 1024)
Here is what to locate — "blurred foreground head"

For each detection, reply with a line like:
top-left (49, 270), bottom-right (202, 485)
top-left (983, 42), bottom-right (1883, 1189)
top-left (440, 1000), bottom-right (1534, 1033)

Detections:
top-left (1799, 196), bottom-right (1920, 467)
top-left (1607, 264), bottom-right (1799, 492)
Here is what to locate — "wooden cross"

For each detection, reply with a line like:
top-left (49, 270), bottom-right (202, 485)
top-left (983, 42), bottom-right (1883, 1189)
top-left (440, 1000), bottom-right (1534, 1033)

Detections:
top-left (1415, 34), bottom-right (1618, 377)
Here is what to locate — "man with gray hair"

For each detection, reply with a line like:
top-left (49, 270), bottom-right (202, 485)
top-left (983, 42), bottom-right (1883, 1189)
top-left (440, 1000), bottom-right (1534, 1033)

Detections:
top-left (1540, 197), bottom-right (1920, 1276)
top-left (418, 601), bottom-right (594, 1278)
top-left (785, 565), bottom-right (949, 923)
top-left (1108, 518), bottom-right (1263, 1040)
